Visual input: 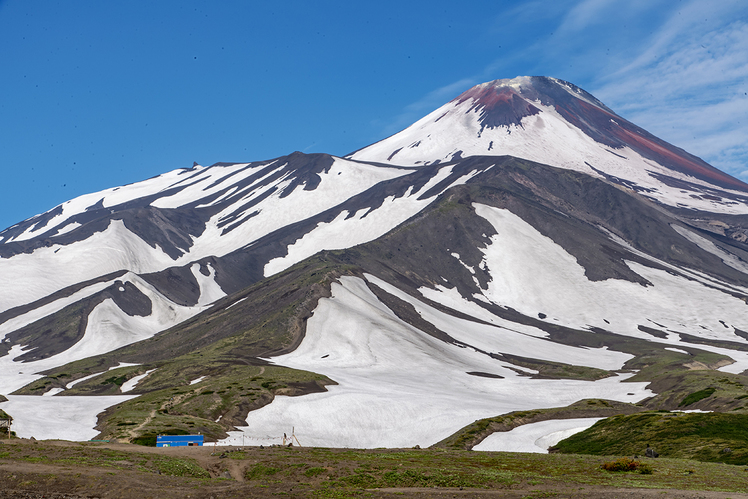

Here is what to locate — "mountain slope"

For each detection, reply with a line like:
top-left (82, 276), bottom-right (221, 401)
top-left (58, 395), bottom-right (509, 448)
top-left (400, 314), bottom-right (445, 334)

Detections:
top-left (7, 157), bottom-right (748, 446)
top-left (0, 155), bottom-right (491, 387)
top-left (0, 153), bottom-right (412, 312)
top-left (2, 77), bottom-right (748, 448)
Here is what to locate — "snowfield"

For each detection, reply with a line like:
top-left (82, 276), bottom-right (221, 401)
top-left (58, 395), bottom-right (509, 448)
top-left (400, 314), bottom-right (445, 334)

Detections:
top-left (169, 157), bottom-right (412, 268)
top-left (223, 204), bottom-right (748, 448)
top-left (0, 395), bottom-right (136, 440)
top-left (0, 279), bottom-right (113, 339)
top-left (223, 276), bottom-right (652, 448)
top-left (367, 274), bottom-right (633, 371)
top-left (0, 220), bottom-right (177, 313)
top-left (471, 204), bottom-right (748, 348)
top-left (0, 271), bottom-right (218, 395)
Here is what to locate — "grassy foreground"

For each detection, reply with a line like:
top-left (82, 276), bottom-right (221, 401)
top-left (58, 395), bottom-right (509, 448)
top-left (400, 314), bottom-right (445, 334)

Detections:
top-left (225, 446), bottom-right (748, 495)
top-left (1, 438), bottom-right (748, 498)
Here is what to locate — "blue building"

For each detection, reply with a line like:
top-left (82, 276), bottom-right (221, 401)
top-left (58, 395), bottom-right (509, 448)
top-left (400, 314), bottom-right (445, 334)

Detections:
top-left (156, 434), bottom-right (204, 447)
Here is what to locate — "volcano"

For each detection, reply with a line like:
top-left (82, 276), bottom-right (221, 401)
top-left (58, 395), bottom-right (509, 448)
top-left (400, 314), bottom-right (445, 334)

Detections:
top-left (2, 77), bottom-right (748, 450)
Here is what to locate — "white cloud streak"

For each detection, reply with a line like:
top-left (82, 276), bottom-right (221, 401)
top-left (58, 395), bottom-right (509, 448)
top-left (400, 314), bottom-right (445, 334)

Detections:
top-left (557, 0), bottom-right (623, 33)
top-left (592, 4), bottom-right (748, 178)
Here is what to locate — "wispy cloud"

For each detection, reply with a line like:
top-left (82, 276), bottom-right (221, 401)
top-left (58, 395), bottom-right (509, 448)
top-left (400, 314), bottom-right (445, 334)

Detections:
top-left (591, 1), bottom-right (748, 178)
top-left (556, 0), bottom-right (622, 33)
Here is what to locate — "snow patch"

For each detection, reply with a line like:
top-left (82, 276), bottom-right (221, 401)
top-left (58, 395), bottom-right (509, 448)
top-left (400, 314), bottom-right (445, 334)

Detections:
top-left (121, 369), bottom-right (156, 393)
top-left (190, 263), bottom-right (226, 306)
top-left (226, 297), bottom-right (248, 310)
top-left (66, 372), bottom-right (104, 389)
top-left (109, 363), bottom-right (140, 371)
top-left (473, 418), bottom-right (603, 453)
top-left (53, 222), bottom-right (82, 237)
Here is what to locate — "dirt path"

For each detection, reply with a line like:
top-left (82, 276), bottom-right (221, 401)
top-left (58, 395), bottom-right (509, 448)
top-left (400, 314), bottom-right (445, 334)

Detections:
top-left (126, 409), bottom-right (156, 440)
top-left (126, 388), bottom-right (201, 440)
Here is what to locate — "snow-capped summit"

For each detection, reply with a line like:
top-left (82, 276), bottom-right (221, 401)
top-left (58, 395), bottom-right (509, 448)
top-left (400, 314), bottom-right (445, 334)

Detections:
top-left (350, 77), bottom-right (748, 213)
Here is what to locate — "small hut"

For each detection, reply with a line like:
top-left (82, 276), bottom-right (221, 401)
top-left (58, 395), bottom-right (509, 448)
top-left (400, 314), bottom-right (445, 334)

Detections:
top-left (156, 434), bottom-right (203, 447)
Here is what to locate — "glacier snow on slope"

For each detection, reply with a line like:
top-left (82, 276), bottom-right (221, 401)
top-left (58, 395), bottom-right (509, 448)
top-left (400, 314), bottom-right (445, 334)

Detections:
top-left (0, 157), bottom-right (411, 313)
top-left (263, 164), bottom-right (482, 276)
top-left (472, 204), bottom-right (748, 347)
top-left (0, 271), bottom-right (219, 395)
top-left (366, 274), bottom-right (632, 371)
top-left (224, 276), bottom-right (651, 448)
top-left (0, 220), bottom-right (178, 313)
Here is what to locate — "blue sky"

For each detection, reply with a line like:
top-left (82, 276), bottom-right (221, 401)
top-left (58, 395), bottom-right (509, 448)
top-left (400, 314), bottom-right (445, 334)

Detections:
top-left (1, 0), bottom-right (747, 231)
